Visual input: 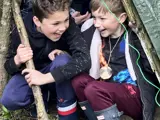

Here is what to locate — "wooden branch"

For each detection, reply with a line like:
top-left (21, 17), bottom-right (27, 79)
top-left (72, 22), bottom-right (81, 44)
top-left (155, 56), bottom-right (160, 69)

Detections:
top-left (12, 0), bottom-right (49, 120)
top-left (0, 0), bottom-right (11, 97)
top-left (122, 0), bottom-right (160, 83)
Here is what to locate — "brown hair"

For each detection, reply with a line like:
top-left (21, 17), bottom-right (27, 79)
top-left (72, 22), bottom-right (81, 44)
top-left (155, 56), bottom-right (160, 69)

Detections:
top-left (90, 0), bottom-right (125, 15)
top-left (32, 0), bottom-right (70, 22)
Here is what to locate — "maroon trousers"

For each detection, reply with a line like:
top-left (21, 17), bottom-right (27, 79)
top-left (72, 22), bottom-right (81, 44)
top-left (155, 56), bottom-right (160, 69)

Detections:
top-left (72, 73), bottom-right (143, 120)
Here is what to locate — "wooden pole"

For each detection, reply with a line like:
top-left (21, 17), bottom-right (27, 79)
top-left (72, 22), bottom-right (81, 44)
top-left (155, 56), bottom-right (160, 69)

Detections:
top-left (12, 0), bottom-right (49, 119)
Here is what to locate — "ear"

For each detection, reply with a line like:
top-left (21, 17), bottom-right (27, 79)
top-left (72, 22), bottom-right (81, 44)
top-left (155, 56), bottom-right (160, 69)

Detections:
top-left (118, 13), bottom-right (127, 24)
top-left (33, 16), bottom-right (41, 27)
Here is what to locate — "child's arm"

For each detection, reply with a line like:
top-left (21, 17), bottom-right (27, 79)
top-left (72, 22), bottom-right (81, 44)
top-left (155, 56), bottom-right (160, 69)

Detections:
top-left (22, 18), bottom-right (91, 86)
top-left (50, 17), bottom-right (91, 83)
top-left (4, 29), bottom-right (21, 75)
top-left (4, 29), bottom-right (33, 75)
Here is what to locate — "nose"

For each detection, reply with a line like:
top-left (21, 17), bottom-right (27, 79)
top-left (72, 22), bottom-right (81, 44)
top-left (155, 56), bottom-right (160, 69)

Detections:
top-left (59, 23), bottom-right (67, 32)
top-left (94, 19), bottom-right (101, 28)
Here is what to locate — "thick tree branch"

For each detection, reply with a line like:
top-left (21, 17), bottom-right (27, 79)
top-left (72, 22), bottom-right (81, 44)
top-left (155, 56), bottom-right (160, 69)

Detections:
top-left (12, 0), bottom-right (49, 119)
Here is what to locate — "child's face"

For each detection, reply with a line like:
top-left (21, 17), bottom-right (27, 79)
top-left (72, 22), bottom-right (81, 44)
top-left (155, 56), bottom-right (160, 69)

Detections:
top-left (92, 8), bottom-right (123, 38)
top-left (34, 10), bottom-right (69, 42)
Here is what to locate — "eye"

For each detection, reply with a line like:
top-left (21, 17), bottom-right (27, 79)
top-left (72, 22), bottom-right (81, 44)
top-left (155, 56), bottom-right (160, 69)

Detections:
top-left (65, 18), bottom-right (69, 22)
top-left (100, 18), bottom-right (106, 20)
top-left (52, 23), bottom-right (59, 26)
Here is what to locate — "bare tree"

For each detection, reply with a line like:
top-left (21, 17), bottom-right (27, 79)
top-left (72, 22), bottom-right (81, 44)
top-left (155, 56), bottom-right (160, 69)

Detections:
top-left (0, 0), bottom-right (12, 97)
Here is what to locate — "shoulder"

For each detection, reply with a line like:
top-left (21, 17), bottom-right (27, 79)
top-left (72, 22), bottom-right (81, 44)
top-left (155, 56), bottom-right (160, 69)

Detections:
top-left (128, 28), bottom-right (140, 45)
top-left (63, 16), bottom-right (82, 37)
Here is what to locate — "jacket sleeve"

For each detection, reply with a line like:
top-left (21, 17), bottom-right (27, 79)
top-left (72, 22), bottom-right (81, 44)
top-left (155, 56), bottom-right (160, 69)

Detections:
top-left (50, 17), bottom-right (91, 83)
top-left (4, 28), bottom-right (22, 75)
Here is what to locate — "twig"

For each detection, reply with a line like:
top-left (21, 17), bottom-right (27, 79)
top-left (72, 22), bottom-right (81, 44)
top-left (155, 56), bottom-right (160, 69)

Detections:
top-left (12, 0), bottom-right (49, 119)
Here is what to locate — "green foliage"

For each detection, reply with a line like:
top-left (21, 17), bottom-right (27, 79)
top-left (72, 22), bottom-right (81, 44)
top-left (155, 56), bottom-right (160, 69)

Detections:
top-left (1, 106), bottom-right (11, 120)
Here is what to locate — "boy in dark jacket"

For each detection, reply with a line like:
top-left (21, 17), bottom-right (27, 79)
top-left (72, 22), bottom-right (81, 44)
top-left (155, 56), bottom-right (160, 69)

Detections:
top-left (72, 0), bottom-right (157, 120)
top-left (0, 0), bottom-right (91, 120)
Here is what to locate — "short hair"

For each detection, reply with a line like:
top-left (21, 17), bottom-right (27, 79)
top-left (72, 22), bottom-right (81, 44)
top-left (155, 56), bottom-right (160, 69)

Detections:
top-left (32, 0), bottom-right (70, 22)
top-left (90, 0), bottom-right (125, 15)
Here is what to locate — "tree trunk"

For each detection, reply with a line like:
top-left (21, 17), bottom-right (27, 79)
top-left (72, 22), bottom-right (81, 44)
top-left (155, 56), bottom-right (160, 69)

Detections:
top-left (12, 0), bottom-right (49, 120)
top-left (0, 0), bottom-right (2, 20)
top-left (0, 0), bottom-right (11, 97)
top-left (122, 0), bottom-right (160, 83)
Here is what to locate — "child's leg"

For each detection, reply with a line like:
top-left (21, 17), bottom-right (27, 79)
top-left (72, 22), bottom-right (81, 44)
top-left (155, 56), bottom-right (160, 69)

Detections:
top-left (0, 74), bottom-right (33, 110)
top-left (25, 53), bottom-right (72, 117)
top-left (72, 73), bottom-right (96, 101)
top-left (46, 54), bottom-right (77, 120)
top-left (72, 73), bottom-right (97, 120)
top-left (55, 80), bottom-right (77, 120)
top-left (0, 54), bottom-right (71, 111)
top-left (84, 82), bottom-right (142, 120)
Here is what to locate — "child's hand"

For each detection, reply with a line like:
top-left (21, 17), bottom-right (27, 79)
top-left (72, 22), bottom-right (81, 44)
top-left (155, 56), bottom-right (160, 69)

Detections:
top-left (48, 49), bottom-right (64, 61)
top-left (14, 44), bottom-right (33, 66)
top-left (22, 69), bottom-right (54, 87)
top-left (128, 21), bottom-right (138, 33)
top-left (72, 11), bottom-right (91, 25)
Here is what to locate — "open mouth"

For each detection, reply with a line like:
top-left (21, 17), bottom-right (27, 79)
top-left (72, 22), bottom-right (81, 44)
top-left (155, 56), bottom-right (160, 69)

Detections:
top-left (100, 29), bottom-right (106, 34)
top-left (54, 33), bottom-right (62, 38)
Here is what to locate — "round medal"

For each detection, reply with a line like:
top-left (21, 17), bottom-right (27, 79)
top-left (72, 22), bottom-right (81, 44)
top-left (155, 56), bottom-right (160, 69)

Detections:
top-left (100, 66), bottom-right (112, 80)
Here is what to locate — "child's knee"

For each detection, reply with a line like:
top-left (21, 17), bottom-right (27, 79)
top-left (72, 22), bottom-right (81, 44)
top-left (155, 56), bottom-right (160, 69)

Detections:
top-left (84, 81), bottom-right (98, 100)
top-left (72, 73), bottom-right (94, 91)
top-left (1, 92), bottom-right (17, 110)
top-left (55, 54), bottom-right (71, 65)
top-left (50, 54), bottom-right (71, 70)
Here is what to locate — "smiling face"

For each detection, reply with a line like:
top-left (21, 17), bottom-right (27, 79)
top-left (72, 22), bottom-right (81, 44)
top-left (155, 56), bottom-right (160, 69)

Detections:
top-left (92, 8), bottom-right (126, 38)
top-left (90, 0), bottom-right (127, 38)
top-left (33, 10), bottom-right (69, 42)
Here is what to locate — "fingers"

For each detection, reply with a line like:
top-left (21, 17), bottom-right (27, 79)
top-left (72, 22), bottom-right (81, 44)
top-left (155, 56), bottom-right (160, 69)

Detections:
top-left (48, 49), bottom-right (64, 61)
top-left (72, 11), bottom-right (80, 17)
top-left (18, 44), bottom-right (25, 48)
top-left (17, 44), bottom-right (33, 63)
top-left (48, 52), bottom-right (55, 61)
top-left (128, 21), bottom-right (138, 33)
top-left (79, 12), bottom-right (90, 21)
top-left (26, 78), bottom-right (33, 87)
top-left (25, 73), bottom-right (30, 80)
top-left (52, 49), bottom-right (63, 55)
top-left (81, 12), bottom-right (91, 22)
top-left (22, 68), bottom-right (31, 75)
top-left (72, 11), bottom-right (91, 24)
top-left (48, 51), bottom-right (56, 61)
top-left (28, 82), bottom-right (33, 87)
top-left (21, 69), bottom-right (32, 87)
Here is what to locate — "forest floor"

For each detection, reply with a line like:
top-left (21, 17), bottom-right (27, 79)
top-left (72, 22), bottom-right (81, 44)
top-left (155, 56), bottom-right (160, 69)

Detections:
top-left (0, 100), bottom-right (86, 120)
top-left (1, 100), bottom-right (160, 120)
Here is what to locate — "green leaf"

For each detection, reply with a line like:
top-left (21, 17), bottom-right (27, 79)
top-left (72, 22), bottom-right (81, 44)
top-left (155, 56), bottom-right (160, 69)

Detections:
top-left (1, 106), bottom-right (11, 120)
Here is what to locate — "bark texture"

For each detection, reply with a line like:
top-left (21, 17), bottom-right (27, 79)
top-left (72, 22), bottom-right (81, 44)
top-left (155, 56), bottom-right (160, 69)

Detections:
top-left (0, 0), bottom-right (11, 97)
top-left (12, 0), bottom-right (49, 119)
